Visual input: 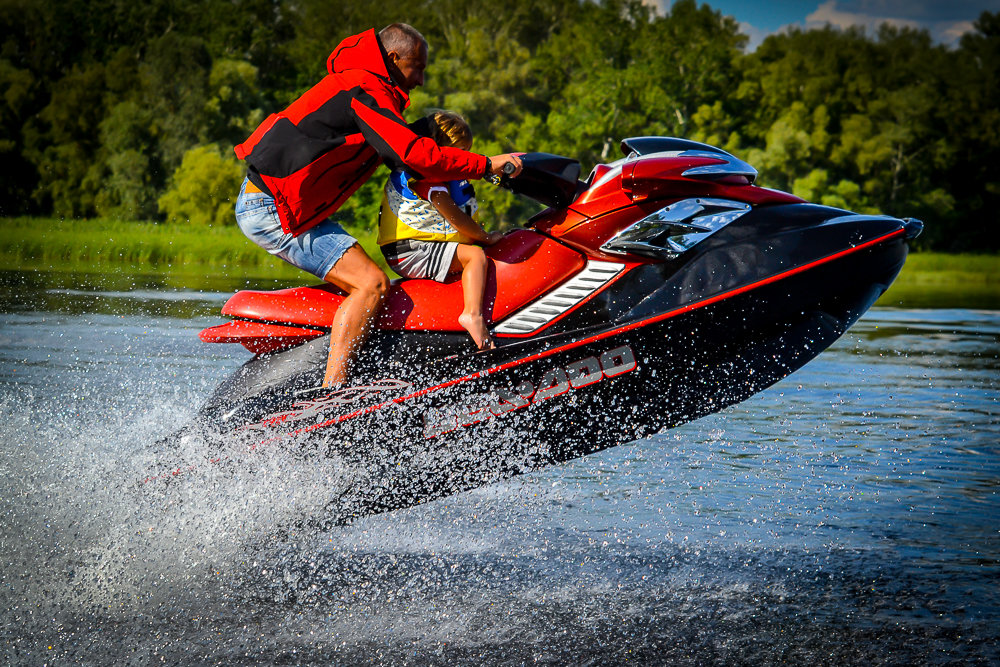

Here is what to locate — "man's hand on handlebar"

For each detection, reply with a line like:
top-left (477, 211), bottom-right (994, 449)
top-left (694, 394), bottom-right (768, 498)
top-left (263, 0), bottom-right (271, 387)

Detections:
top-left (488, 153), bottom-right (523, 179)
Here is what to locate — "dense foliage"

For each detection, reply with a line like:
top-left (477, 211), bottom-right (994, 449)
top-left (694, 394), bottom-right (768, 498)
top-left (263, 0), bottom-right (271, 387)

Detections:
top-left (1, 0), bottom-right (997, 251)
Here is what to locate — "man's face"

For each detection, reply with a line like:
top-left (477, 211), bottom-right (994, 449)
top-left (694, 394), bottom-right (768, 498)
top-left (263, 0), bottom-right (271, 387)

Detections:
top-left (390, 42), bottom-right (427, 92)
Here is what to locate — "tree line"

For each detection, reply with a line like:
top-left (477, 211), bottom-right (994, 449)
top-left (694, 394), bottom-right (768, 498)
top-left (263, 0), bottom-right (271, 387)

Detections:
top-left (1, 0), bottom-right (997, 251)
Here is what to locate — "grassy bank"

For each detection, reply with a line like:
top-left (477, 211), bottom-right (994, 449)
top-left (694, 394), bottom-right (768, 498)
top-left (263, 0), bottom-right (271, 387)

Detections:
top-left (0, 216), bottom-right (388, 281)
top-left (2, 217), bottom-right (998, 308)
top-left (877, 251), bottom-right (1000, 309)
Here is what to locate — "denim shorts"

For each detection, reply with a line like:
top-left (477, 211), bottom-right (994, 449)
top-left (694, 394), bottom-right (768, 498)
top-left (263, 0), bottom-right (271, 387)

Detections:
top-left (234, 178), bottom-right (358, 280)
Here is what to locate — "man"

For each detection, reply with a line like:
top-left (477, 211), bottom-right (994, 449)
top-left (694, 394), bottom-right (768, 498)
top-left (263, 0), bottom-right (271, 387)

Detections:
top-left (233, 23), bottom-right (522, 387)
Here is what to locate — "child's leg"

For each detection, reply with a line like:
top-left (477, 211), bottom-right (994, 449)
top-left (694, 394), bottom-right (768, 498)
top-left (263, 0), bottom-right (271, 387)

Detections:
top-left (453, 244), bottom-right (494, 349)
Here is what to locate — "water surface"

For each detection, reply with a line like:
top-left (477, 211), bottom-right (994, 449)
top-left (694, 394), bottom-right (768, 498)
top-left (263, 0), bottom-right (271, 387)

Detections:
top-left (1, 271), bottom-right (997, 665)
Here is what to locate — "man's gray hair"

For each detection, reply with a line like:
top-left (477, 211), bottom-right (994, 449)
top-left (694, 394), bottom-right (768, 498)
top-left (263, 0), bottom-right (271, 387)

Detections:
top-left (378, 23), bottom-right (427, 55)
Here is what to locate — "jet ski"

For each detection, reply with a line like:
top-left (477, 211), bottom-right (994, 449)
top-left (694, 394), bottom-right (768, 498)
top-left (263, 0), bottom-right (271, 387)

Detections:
top-left (169, 136), bottom-right (922, 520)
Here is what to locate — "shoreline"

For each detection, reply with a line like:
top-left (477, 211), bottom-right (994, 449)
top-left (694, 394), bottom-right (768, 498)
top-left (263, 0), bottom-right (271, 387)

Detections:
top-left (2, 217), bottom-right (997, 310)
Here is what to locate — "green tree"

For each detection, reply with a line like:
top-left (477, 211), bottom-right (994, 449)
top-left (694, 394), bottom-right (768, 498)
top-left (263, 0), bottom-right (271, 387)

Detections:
top-left (0, 58), bottom-right (37, 212)
top-left (791, 169), bottom-right (873, 213)
top-left (0, 0), bottom-right (996, 252)
top-left (631, 0), bottom-right (746, 133)
top-left (688, 101), bottom-right (743, 154)
top-left (936, 11), bottom-right (1000, 251)
top-left (95, 101), bottom-right (158, 219)
top-left (537, 0), bottom-right (745, 169)
top-left (743, 102), bottom-right (832, 192)
top-left (204, 59), bottom-right (268, 149)
top-left (158, 144), bottom-right (244, 226)
top-left (22, 63), bottom-right (108, 216)
top-left (735, 21), bottom-right (959, 234)
top-left (138, 33), bottom-right (212, 177)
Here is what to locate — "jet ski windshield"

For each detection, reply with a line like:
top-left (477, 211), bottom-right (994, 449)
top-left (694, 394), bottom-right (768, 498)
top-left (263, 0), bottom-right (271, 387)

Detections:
top-left (501, 152), bottom-right (585, 208)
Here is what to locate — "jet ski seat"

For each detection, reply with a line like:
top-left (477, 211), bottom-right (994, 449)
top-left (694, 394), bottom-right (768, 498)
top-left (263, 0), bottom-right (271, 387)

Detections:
top-left (201, 229), bottom-right (586, 353)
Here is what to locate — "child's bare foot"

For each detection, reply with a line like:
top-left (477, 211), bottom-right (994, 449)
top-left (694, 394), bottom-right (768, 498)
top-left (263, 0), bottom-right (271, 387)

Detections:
top-left (458, 312), bottom-right (495, 350)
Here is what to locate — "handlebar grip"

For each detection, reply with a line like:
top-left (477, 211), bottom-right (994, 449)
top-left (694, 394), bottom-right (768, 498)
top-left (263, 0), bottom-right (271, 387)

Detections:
top-left (502, 161), bottom-right (517, 175)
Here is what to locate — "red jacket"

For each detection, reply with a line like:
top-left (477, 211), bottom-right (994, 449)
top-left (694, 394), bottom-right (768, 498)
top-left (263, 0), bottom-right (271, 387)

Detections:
top-left (235, 29), bottom-right (488, 236)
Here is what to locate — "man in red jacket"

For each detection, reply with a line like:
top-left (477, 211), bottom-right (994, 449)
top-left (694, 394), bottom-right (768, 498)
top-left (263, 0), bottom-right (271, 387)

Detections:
top-left (234, 23), bottom-right (521, 387)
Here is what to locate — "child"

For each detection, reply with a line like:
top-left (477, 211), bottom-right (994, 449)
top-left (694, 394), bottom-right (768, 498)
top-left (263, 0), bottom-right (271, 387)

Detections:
top-left (378, 111), bottom-right (503, 350)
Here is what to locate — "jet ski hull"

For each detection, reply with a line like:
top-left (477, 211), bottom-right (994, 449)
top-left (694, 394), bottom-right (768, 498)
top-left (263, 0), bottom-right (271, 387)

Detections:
top-left (177, 222), bottom-right (909, 522)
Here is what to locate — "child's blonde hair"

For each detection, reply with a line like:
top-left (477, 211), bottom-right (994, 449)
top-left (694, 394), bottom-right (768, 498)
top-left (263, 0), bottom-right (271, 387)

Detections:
top-left (429, 110), bottom-right (472, 150)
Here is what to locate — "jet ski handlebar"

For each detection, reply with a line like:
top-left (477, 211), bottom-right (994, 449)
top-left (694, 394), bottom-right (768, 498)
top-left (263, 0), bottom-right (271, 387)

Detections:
top-left (486, 158), bottom-right (522, 186)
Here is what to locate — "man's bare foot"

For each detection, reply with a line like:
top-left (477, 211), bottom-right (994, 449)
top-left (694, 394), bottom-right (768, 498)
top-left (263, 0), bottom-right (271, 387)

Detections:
top-left (322, 360), bottom-right (347, 388)
top-left (458, 312), bottom-right (495, 350)
top-left (323, 341), bottom-right (349, 387)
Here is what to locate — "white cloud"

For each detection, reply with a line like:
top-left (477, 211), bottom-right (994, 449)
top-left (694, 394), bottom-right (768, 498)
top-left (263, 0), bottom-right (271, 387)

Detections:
top-left (655, 0), bottom-right (988, 52)
top-left (938, 20), bottom-right (976, 43)
top-left (833, 0), bottom-right (997, 23)
top-left (739, 21), bottom-right (771, 52)
top-left (641, 0), bottom-right (669, 15)
top-left (805, 0), bottom-right (980, 45)
top-left (806, 0), bottom-right (920, 31)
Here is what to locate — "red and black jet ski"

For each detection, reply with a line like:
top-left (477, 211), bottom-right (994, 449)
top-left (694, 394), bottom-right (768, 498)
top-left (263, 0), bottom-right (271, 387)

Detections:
top-left (177, 136), bottom-right (921, 520)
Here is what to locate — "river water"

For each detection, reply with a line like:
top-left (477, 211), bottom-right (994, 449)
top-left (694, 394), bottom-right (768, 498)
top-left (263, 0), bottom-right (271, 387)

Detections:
top-left (1, 270), bottom-right (998, 665)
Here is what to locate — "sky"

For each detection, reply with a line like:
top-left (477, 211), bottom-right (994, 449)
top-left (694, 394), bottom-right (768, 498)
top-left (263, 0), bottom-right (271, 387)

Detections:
top-left (651, 0), bottom-right (1000, 50)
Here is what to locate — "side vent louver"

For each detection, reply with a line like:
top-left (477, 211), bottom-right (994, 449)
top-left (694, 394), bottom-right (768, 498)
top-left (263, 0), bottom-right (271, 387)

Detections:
top-left (494, 261), bottom-right (626, 335)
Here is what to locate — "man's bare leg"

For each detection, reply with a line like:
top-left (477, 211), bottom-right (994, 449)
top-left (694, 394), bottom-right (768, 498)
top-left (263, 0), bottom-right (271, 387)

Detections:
top-left (320, 244), bottom-right (389, 387)
top-left (453, 244), bottom-right (494, 350)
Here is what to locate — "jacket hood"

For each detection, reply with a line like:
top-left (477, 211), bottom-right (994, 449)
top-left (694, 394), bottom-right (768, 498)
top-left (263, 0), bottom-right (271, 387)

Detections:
top-left (327, 29), bottom-right (384, 76)
top-left (327, 29), bottom-right (410, 108)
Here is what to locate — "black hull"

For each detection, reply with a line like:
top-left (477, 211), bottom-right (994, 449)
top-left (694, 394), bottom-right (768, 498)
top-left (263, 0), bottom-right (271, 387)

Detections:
top-left (177, 227), bottom-right (908, 524)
